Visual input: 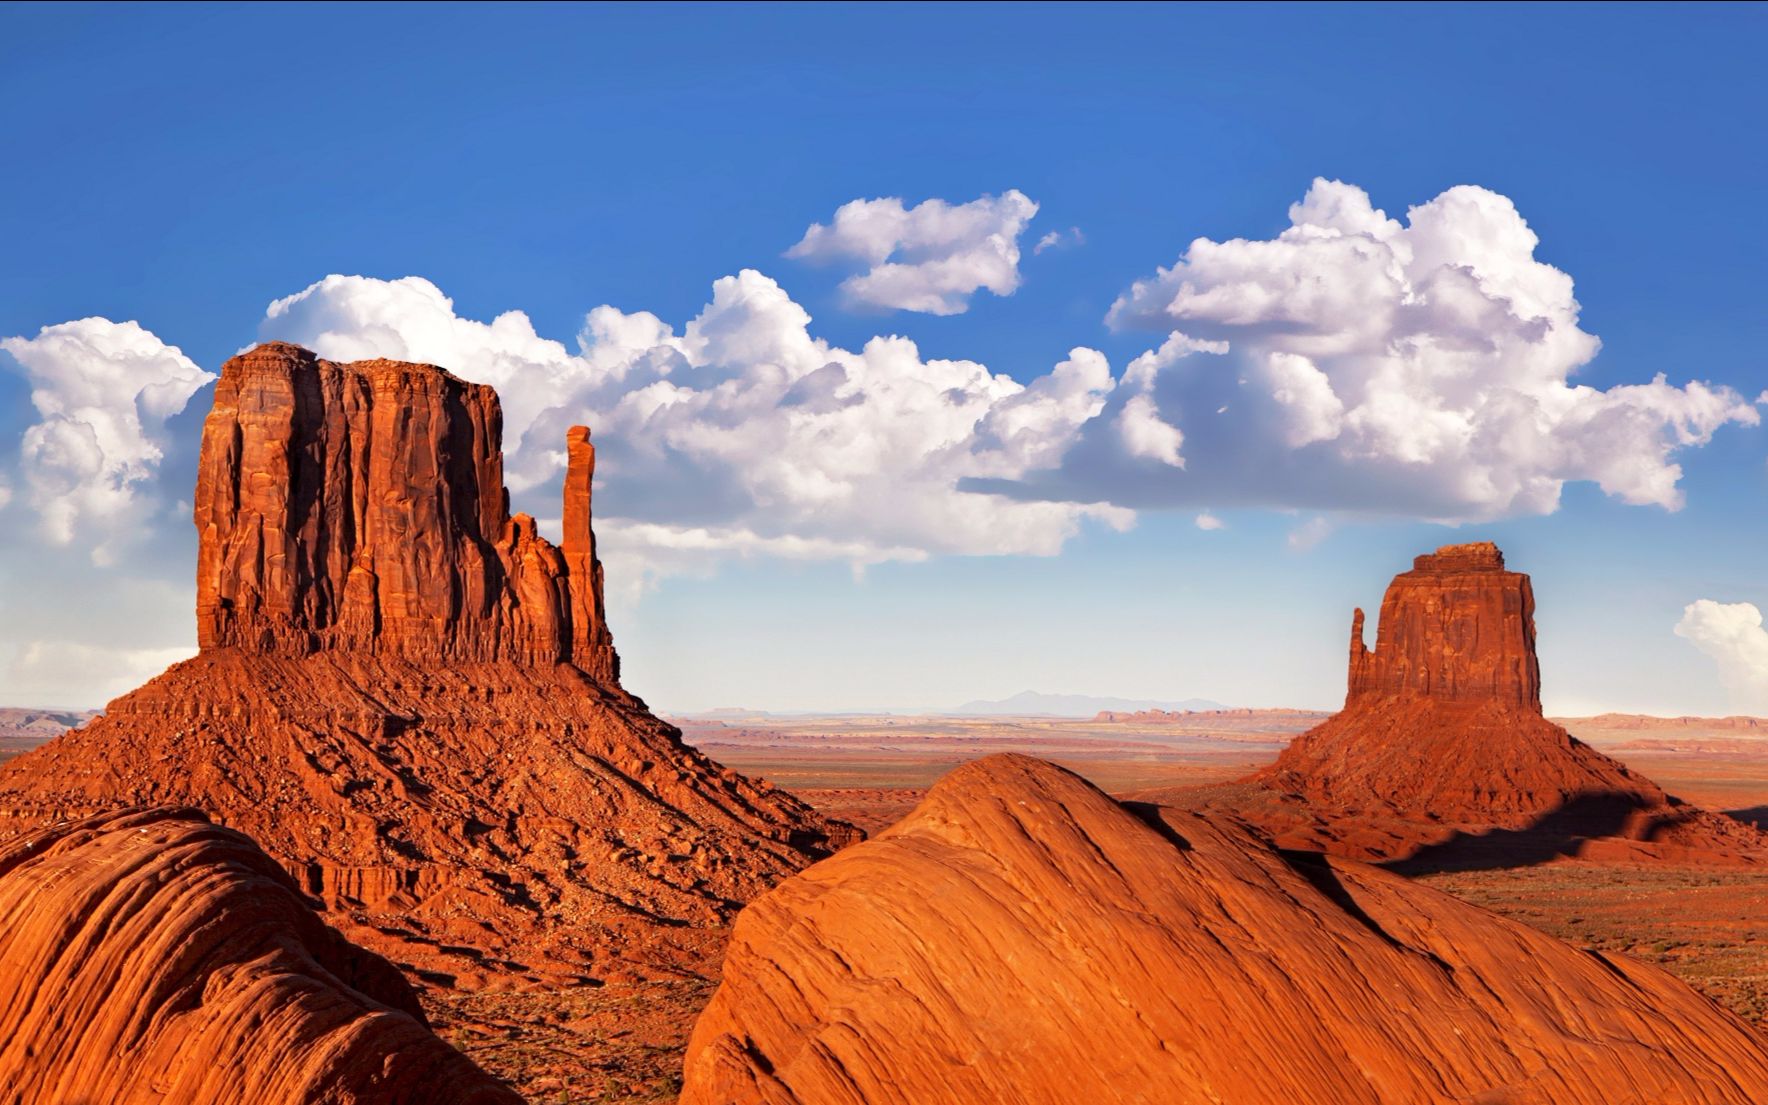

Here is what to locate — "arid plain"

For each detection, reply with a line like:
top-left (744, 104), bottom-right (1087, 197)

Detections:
top-left (9, 705), bottom-right (1768, 1100)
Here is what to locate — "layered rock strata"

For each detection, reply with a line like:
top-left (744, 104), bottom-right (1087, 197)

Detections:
top-left (0, 807), bottom-right (519, 1105)
top-left (682, 755), bottom-right (1768, 1105)
top-left (1238, 542), bottom-right (1764, 862)
top-left (0, 343), bottom-right (856, 985)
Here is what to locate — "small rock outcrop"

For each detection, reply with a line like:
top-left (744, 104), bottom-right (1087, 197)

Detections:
top-left (0, 807), bottom-right (519, 1105)
top-left (1243, 542), bottom-right (1763, 862)
top-left (682, 755), bottom-right (1768, 1105)
top-left (0, 343), bottom-right (857, 985)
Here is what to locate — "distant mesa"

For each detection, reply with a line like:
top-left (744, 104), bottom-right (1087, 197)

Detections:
top-left (1557, 713), bottom-right (1768, 731)
top-left (1184, 541), bottom-right (1767, 866)
top-left (682, 754), bottom-right (1768, 1105)
top-left (0, 807), bottom-right (517, 1105)
top-left (0, 342), bottom-right (858, 986)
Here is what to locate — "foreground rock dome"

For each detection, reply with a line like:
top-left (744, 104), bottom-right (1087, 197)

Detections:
top-left (683, 754), bottom-right (1768, 1105)
top-left (0, 807), bottom-right (519, 1105)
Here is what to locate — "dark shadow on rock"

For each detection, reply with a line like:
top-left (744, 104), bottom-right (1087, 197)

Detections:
top-left (1726, 806), bottom-right (1768, 830)
top-left (1278, 848), bottom-right (1405, 950)
top-left (1381, 790), bottom-right (1677, 876)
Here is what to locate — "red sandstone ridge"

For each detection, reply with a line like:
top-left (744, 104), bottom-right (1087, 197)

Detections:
top-left (681, 754), bottom-right (1768, 1105)
top-left (1230, 542), bottom-right (1766, 864)
top-left (0, 807), bottom-right (518, 1105)
top-left (0, 342), bottom-right (857, 987)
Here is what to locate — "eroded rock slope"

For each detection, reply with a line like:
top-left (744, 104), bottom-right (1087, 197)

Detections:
top-left (0, 343), bottom-right (856, 985)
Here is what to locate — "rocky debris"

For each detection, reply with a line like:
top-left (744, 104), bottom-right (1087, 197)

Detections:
top-left (682, 754), bottom-right (1768, 1105)
top-left (0, 343), bottom-right (857, 985)
top-left (0, 807), bottom-right (519, 1105)
top-left (1236, 542), bottom-right (1765, 863)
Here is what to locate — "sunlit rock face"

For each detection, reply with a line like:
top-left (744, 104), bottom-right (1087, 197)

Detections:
top-left (0, 807), bottom-right (521, 1105)
top-left (0, 342), bottom-right (857, 987)
top-left (1244, 541), bottom-right (1766, 862)
top-left (681, 754), bottom-right (1768, 1105)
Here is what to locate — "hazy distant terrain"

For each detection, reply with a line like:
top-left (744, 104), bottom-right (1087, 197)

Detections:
top-left (0, 707), bottom-right (96, 761)
top-left (944, 691), bottom-right (1229, 716)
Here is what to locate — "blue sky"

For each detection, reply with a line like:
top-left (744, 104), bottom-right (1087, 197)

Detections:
top-left (2, 3), bottom-right (1766, 714)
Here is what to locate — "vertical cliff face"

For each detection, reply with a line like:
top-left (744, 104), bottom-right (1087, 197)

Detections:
top-left (563, 425), bottom-right (620, 684)
top-left (0, 342), bottom-right (856, 988)
top-left (195, 341), bottom-right (618, 673)
top-left (1345, 542), bottom-right (1540, 711)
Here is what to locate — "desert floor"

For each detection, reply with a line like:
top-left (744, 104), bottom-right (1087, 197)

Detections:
top-left (413, 712), bottom-right (1768, 1102)
top-left (13, 714), bottom-right (1768, 1103)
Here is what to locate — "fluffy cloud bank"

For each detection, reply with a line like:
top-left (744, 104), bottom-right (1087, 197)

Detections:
top-left (787, 190), bottom-right (1039, 315)
top-left (981, 178), bottom-right (1756, 521)
top-left (263, 180), bottom-right (1760, 582)
top-left (261, 270), bottom-right (1130, 590)
top-left (0, 318), bottom-right (213, 559)
top-left (1675, 600), bottom-right (1768, 713)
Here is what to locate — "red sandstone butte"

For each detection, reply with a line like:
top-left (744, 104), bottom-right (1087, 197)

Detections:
top-left (1236, 542), bottom-right (1765, 863)
top-left (682, 754), bottom-right (1768, 1105)
top-left (0, 342), bottom-right (857, 986)
top-left (0, 807), bottom-right (519, 1105)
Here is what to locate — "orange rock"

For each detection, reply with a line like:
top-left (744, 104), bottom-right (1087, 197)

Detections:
top-left (682, 754), bottom-right (1768, 1105)
top-left (1240, 542), bottom-right (1765, 863)
top-left (0, 807), bottom-right (518, 1105)
top-left (194, 342), bottom-right (611, 668)
top-left (0, 343), bottom-right (858, 985)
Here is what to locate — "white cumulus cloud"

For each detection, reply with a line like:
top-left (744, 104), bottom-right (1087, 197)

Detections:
top-left (994, 177), bottom-right (1761, 521)
top-left (0, 318), bottom-right (214, 557)
top-left (7, 640), bottom-right (197, 708)
top-left (787, 190), bottom-right (1039, 315)
top-left (1675, 600), bottom-right (1768, 713)
top-left (260, 270), bottom-right (1132, 584)
top-left (1194, 512), bottom-right (1225, 531)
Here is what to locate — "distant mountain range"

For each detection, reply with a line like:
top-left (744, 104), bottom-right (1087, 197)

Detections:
top-left (945, 692), bottom-right (1228, 717)
top-left (672, 693), bottom-right (1232, 721)
top-left (0, 707), bottom-right (99, 758)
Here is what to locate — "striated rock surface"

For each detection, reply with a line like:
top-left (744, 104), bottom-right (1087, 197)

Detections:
top-left (0, 343), bottom-right (856, 986)
top-left (194, 342), bottom-right (618, 680)
top-left (0, 807), bottom-right (518, 1105)
top-left (682, 754), bottom-right (1768, 1105)
top-left (1233, 542), bottom-right (1764, 863)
